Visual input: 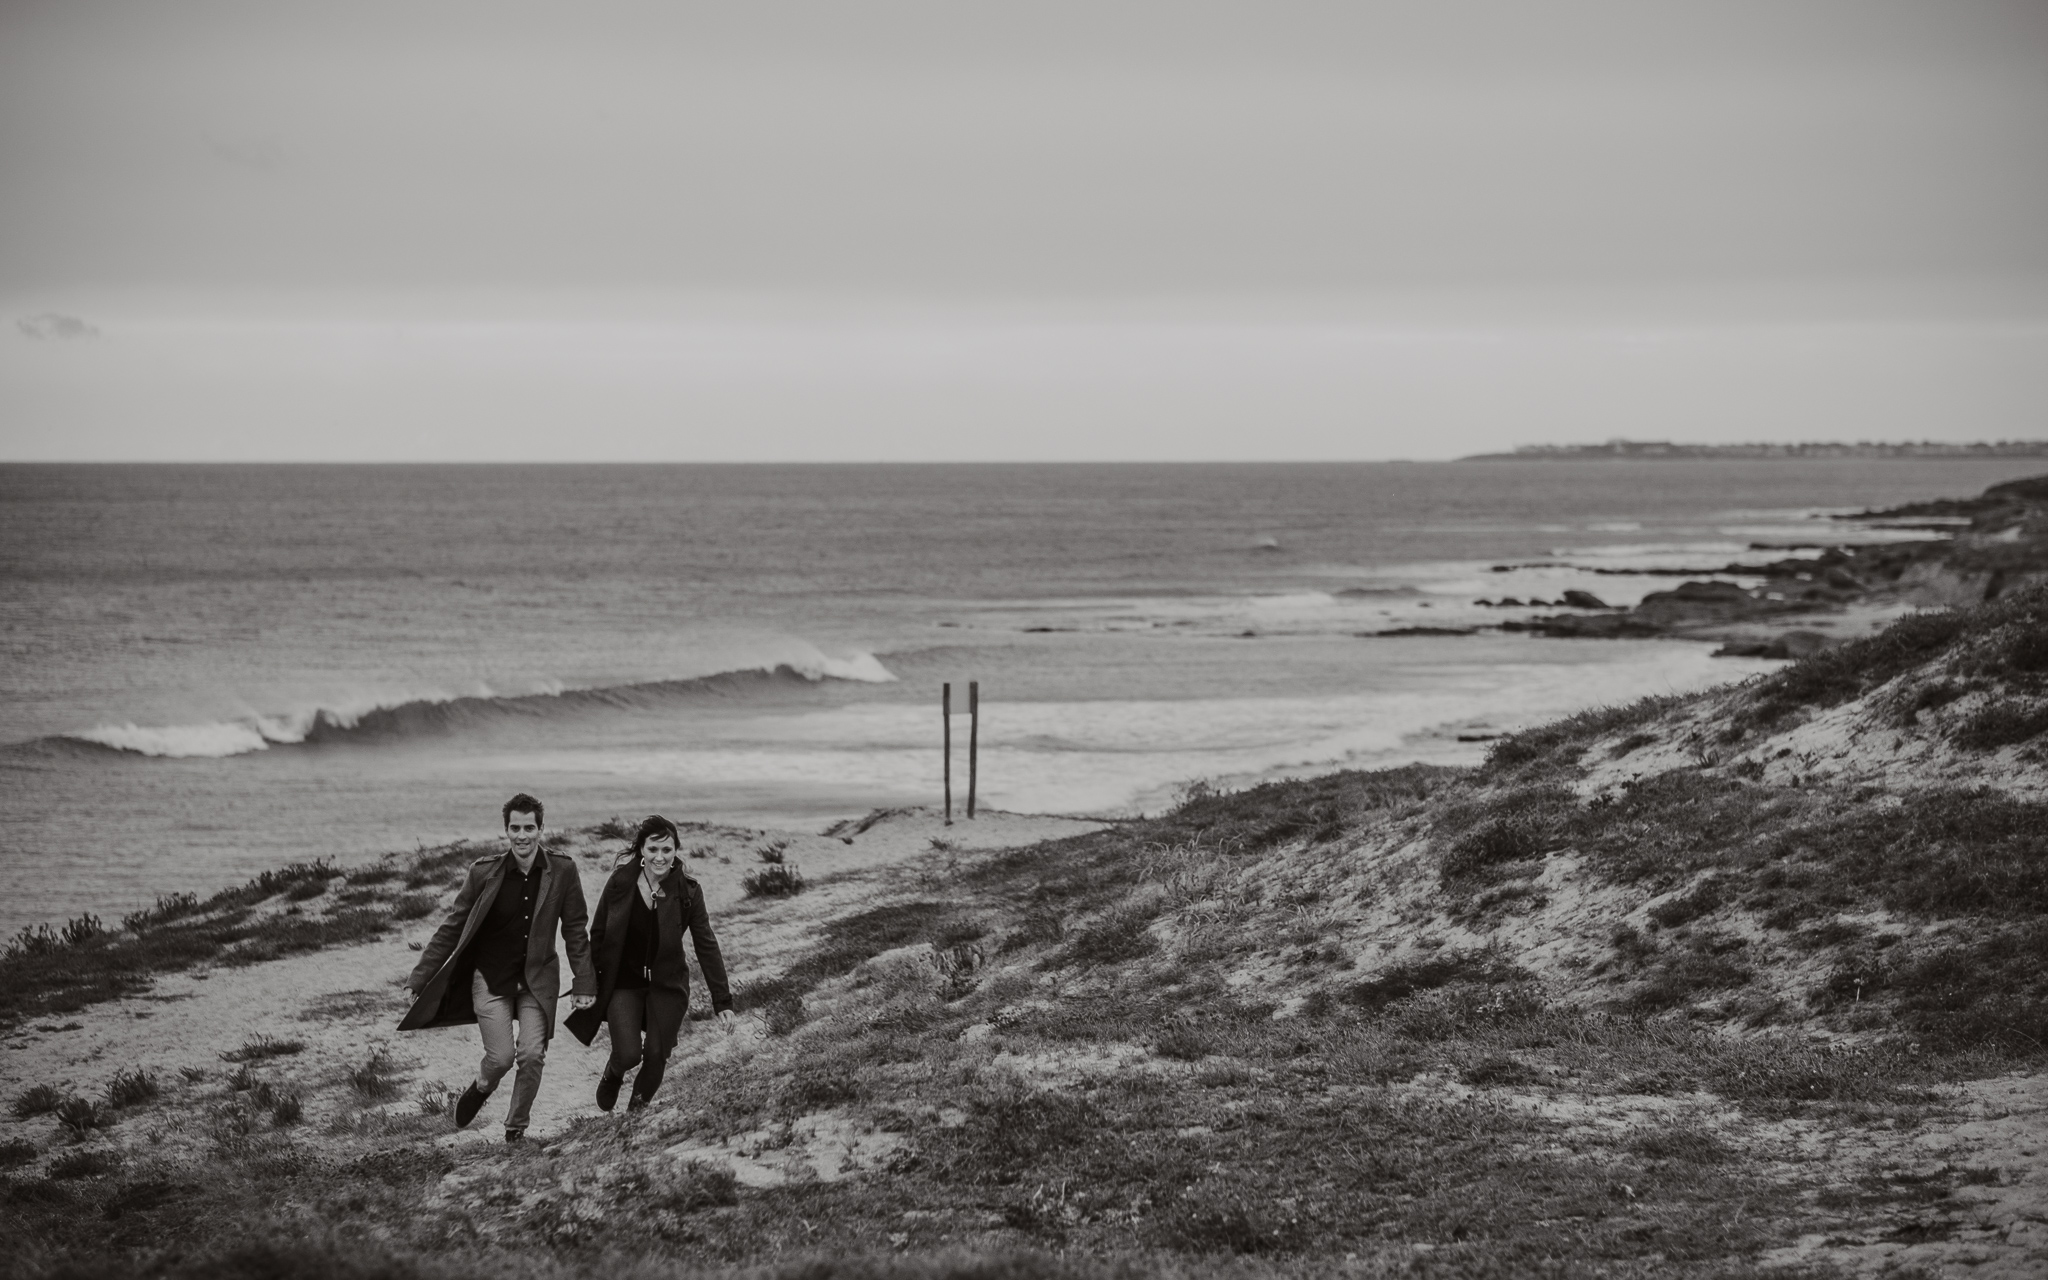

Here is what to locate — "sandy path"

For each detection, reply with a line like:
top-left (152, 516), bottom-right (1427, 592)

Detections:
top-left (0, 809), bottom-right (1103, 1152)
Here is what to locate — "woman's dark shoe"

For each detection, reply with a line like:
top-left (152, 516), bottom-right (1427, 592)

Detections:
top-left (454, 1082), bottom-right (490, 1128)
top-left (595, 1073), bottom-right (622, 1113)
top-left (504, 1129), bottom-right (524, 1144)
top-left (626, 1091), bottom-right (649, 1112)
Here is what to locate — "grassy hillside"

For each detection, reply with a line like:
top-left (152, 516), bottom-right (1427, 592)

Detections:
top-left (5, 587), bottom-right (2046, 1279)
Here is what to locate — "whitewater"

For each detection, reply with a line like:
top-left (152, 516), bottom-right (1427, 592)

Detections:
top-left (69, 648), bottom-right (901, 759)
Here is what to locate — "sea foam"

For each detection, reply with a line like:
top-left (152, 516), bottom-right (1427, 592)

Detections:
top-left (64, 648), bottom-right (900, 758)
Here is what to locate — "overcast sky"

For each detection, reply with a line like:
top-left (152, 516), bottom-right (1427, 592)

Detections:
top-left (3, 0), bottom-right (2045, 461)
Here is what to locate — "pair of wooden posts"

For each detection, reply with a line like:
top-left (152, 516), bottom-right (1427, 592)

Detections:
top-left (942, 681), bottom-right (978, 825)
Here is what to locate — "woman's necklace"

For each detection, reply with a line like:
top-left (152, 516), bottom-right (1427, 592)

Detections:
top-left (641, 866), bottom-right (666, 902)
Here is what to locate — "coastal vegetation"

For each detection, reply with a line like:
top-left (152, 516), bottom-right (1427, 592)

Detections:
top-left (2, 587), bottom-right (2045, 1277)
top-left (0, 844), bottom-right (494, 1029)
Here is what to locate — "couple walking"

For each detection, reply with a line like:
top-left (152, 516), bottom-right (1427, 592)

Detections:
top-left (396, 793), bottom-right (734, 1141)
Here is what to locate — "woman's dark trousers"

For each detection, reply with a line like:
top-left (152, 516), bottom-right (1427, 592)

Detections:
top-left (603, 987), bottom-right (688, 1103)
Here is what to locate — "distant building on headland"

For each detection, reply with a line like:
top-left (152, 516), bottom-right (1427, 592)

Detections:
top-left (1459, 438), bottom-right (2048, 461)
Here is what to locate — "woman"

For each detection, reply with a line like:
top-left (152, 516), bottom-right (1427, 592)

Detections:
top-left (563, 815), bottom-right (735, 1111)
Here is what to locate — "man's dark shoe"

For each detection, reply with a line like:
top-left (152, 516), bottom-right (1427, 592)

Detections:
top-left (595, 1073), bottom-right (622, 1113)
top-left (453, 1082), bottom-right (490, 1128)
top-left (626, 1091), bottom-right (649, 1112)
top-left (504, 1129), bottom-right (524, 1144)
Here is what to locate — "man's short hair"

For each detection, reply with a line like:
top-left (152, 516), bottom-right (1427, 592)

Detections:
top-left (502, 793), bottom-right (545, 827)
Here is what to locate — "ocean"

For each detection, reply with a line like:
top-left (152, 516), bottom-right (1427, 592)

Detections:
top-left (4, 458), bottom-right (2042, 939)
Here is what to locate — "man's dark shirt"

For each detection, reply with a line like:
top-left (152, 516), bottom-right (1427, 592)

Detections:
top-left (466, 855), bottom-right (542, 998)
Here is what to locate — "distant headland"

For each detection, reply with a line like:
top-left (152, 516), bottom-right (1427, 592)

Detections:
top-left (1460, 438), bottom-right (2048, 461)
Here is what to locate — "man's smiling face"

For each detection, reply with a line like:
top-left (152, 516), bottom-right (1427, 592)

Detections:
top-left (504, 810), bottom-right (541, 860)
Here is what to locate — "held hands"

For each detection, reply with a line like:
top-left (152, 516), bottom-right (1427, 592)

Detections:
top-left (570, 995), bottom-right (596, 1011)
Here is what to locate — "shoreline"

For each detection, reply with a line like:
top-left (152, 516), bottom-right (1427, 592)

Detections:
top-left (1469, 471), bottom-right (2048, 653)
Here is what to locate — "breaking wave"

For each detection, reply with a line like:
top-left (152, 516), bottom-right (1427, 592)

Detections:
top-left (44, 651), bottom-right (899, 760)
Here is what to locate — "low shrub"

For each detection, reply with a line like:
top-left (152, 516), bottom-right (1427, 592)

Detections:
top-left (1822, 790), bottom-right (2048, 918)
top-left (122, 893), bottom-right (201, 933)
top-left (735, 977), bottom-right (806, 1036)
top-left (1892, 680), bottom-right (1968, 728)
top-left (1151, 1016), bottom-right (1211, 1062)
top-left (104, 1067), bottom-right (159, 1109)
top-left (1060, 904), bottom-right (1160, 966)
top-left (12, 1083), bottom-right (63, 1118)
top-left (1152, 1182), bottom-right (1307, 1256)
top-left (218, 908), bottom-right (390, 965)
top-left (389, 893), bottom-right (439, 921)
top-left (1647, 877), bottom-right (1726, 930)
top-left (270, 1091), bottom-right (304, 1127)
top-left (755, 840), bottom-right (789, 865)
top-left (1628, 940), bottom-right (1754, 1013)
top-left (1611, 730), bottom-right (1659, 757)
top-left (348, 1049), bottom-right (402, 1101)
top-left (350, 1147), bottom-right (455, 1186)
top-left (1441, 817), bottom-right (1548, 881)
top-left (5, 914), bottom-right (106, 960)
top-left (0, 1137), bottom-right (37, 1169)
top-left (1743, 608), bottom-right (1970, 728)
top-left (780, 1065), bottom-right (863, 1114)
top-left (1142, 766), bottom-right (1447, 854)
top-left (1462, 1055), bottom-right (1544, 1088)
top-left (916, 1079), bottom-right (1102, 1182)
top-left (1951, 700), bottom-right (2048, 750)
top-left (742, 864), bottom-right (805, 898)
top-left (54, 1096), bottom-right (106, 1138)
top-left (1484, 695), bottom-right (1683, 773)
top-left (1565, 769), bottom-right (1821, 887)
top-left (284, 878), bottom-right (329, 902)
top-left (1706, 1037), bottom-right (1941, 1107)
top-left (1626, 1125), bottom-right (1734, 1163)
top-left (1387, 983), bottom-right (1548, 1040)
top-left (416, 1081), bottom-right (455, 1116)
top-left (212, 860), bottom-right (341, 910)
top-left (1345, 951), bottom-right (1530, 1014)
top-left (221, 1035), bottom-right (304, 1064)
top-left (779, 901), bottom-right (987, 993)
top-left (1884, 922), bottom-right (2048, 1053)
top-left (656, 1160), bottom-right (739, 1212)
top-left (100, 1179), bottom-right (189, 1220)
top-left (47, 1148), bottom-right (120, 1180)
top-left (591, 815), bottom-right (635, 841)
top-left (1, 841), bottom-right (493, 1027)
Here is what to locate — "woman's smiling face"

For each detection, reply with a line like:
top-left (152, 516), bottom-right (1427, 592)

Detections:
top-left (641, 834), bottom-right (678, 879)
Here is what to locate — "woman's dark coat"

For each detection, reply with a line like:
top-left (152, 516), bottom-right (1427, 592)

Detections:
top-left (397, 849), bottom-right (596, 1042)
top-left (563, 858), bottom-right (732, 1047)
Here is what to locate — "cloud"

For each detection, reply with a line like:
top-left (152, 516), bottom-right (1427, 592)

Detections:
top-left (17, 313), bottom-right (98, 340)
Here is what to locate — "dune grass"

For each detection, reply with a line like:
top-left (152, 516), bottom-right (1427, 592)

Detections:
top-left (0, 841), bottom-right (491, 1028)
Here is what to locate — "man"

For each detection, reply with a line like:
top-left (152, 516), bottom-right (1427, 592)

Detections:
top-left (399, 793), bottom-right (597, 1142)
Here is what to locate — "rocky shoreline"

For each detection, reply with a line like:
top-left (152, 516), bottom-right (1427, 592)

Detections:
top-left (1482, 472), bottom-right (2048, 655)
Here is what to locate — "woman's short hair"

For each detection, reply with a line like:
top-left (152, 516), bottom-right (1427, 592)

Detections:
top-left (629, 814), bottom-right (681, 859)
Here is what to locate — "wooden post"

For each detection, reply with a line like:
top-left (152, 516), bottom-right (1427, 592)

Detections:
top-left (967, 681), bottom-right (980, 819)
top-left (942, 682), bottom-right (953, 825)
